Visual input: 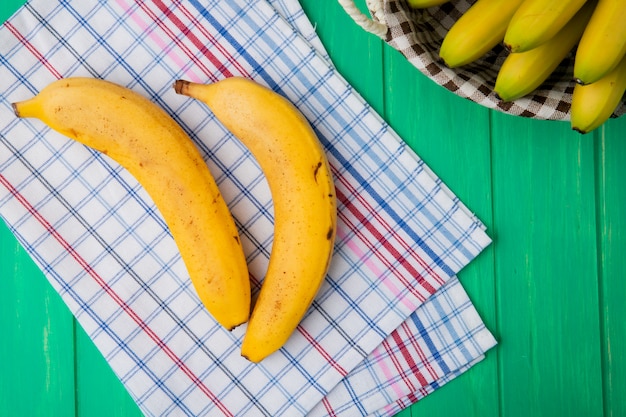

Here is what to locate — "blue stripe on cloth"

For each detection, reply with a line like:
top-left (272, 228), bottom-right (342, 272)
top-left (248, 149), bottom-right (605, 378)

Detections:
top-left (306, 277), bottom-right (495, 417)
top-left (410, 312), bottom-right (453, 376)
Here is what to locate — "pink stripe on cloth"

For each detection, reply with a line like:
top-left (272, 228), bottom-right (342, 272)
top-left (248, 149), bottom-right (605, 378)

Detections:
top-left (114, 0), bottom-right (205, 84)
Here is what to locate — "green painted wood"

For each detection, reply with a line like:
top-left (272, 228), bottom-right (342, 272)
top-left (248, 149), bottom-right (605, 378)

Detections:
top-left (0, 221), bottom-right (76, 416)
top-left (597, 118), bottom-right (626, 417)
top-left (490, 114), bottom-right (604, 417)
top-left (2, 0), bottom-right (626, 416)
top-left (75, 324), bottom-right (143, 417)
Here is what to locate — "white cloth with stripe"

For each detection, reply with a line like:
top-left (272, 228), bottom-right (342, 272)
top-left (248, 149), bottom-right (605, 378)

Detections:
top-left (0, 0), bottom-right (496, 416)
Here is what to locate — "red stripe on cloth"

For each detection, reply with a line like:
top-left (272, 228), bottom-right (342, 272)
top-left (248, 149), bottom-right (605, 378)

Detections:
top-left (5, 22), bottom-right (63, 80)
top-left (297, 325), bottom-right (348, 377)
top-left (174, 1), bottom-right (251, 78)
top-left (348, 172), bottom-right (445, 287)
top-left (336, 172), bottom-right (444, 290)
top-left (390, 327), bottom-right (429, 388)
top-left (335, 185), bottom-right (434, 302)
top-left (331, 155), bottom-right (445, 289)
top-left (398, 321), bottom-right (439, 381)
top-left (321, 396), bottom-right (338, 417)
top-left (381, 338), bottom-right (418, 393)
top-left (1, 181), bottom-right (233, 415)
top-left (148, 0), bottom-right (235, 79)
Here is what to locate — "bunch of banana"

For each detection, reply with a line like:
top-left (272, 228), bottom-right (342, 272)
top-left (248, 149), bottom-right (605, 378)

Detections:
top-left (174, 77), bottom-right (337, 363)
top-left (408, 0), bottom-right (626, 133)
top-left (12, 77), bottom-right (251, 331)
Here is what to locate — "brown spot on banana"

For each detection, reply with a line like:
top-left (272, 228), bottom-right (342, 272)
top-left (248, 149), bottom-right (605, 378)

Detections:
top-left (313, 161), bottom-right (322, 183)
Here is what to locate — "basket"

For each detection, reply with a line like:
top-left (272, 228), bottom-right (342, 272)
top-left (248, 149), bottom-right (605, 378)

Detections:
top-left (339, 0), bottom-right (626, 121)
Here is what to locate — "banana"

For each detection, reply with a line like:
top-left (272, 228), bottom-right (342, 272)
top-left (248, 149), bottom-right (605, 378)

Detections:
top-left (438, 0), bottom-right (525, 68)
top-left (12, 77), bottom-right (251, 330)
top-left (407, 0), bottom-right (450, 8)
top-left (504, 0), bottom-right (588, 53)
top-left (494, 1), bottom-right (596, 102)
top-left (174, 77), bottom-right (337, 363)
top-left (571, 54), bottom-right (626, 134)
top-left (574, 0), bottom-right (626, 85)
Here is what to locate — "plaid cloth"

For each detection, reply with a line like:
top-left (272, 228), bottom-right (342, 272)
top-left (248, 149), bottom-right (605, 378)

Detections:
top-left (363, 0), bottom-right (626, 121)
top-left (0, 0), bottom-right (495, 416)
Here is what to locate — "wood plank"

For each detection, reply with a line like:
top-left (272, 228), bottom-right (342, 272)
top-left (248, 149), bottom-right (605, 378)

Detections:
top-left (75, 324), bottom-right (143, 417)
top-left (0, 222), bottom-right (76, 416)
top-left (490, 113), bottom-right (604, 417)
top-left (596, 116), bottom-right (626, 417)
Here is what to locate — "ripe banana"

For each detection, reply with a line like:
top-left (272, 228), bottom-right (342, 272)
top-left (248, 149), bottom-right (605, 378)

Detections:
top-left (494, 1), bottom-right (596, 102)
top-left (574, 0), bottom-right (626, 85)
top-left (12, 77), bottom-right (251, 330)
top-left (174, 77), bottom-right (337, 362)
top-left (407, 0), bottom-right (450, 8)
top-left (504, 0), bottom-right (588, 53)
top-left (438, 0), bottom-right (525, 68)
top-left (571, 54), bottom-right (626, 134)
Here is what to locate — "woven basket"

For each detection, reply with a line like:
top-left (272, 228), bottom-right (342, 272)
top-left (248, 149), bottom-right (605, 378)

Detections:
top-left (339, 0), bottom-right (626, 121)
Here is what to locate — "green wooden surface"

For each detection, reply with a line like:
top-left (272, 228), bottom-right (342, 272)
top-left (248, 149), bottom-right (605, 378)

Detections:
top-left (1, 0), bottom-right (625, 416)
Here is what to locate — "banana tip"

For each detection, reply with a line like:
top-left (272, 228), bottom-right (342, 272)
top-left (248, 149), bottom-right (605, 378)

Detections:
top-left (437, 55), bottom-right (456, 69)
top-left (241, 353), bottom-right (259, 363)
top-left (494, 92), bottom-right (505, 102)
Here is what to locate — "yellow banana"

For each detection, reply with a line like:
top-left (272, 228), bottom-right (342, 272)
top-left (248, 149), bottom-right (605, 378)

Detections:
top-left (504, 0), bottom-right (588, 53)
top-left (12, 77), bottom-right (251, 330)
top-left (494, 1), bottom-right (596, 102)
top-left (407, 0), bottom-right (450, 8)
top-left (571, 54), bottom-right (626, 133)
top-left (574, 0), bottom-right (626, 85)
top-left (438, 0), bottom-right (525, 68)
top-left (174, 77), bottom-right (337, 363)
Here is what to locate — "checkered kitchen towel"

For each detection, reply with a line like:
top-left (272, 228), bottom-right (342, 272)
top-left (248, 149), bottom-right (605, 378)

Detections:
top-left (0, 0), bottom-right (495, 416)
top-left (351, 0), bottom-right (626, 120)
